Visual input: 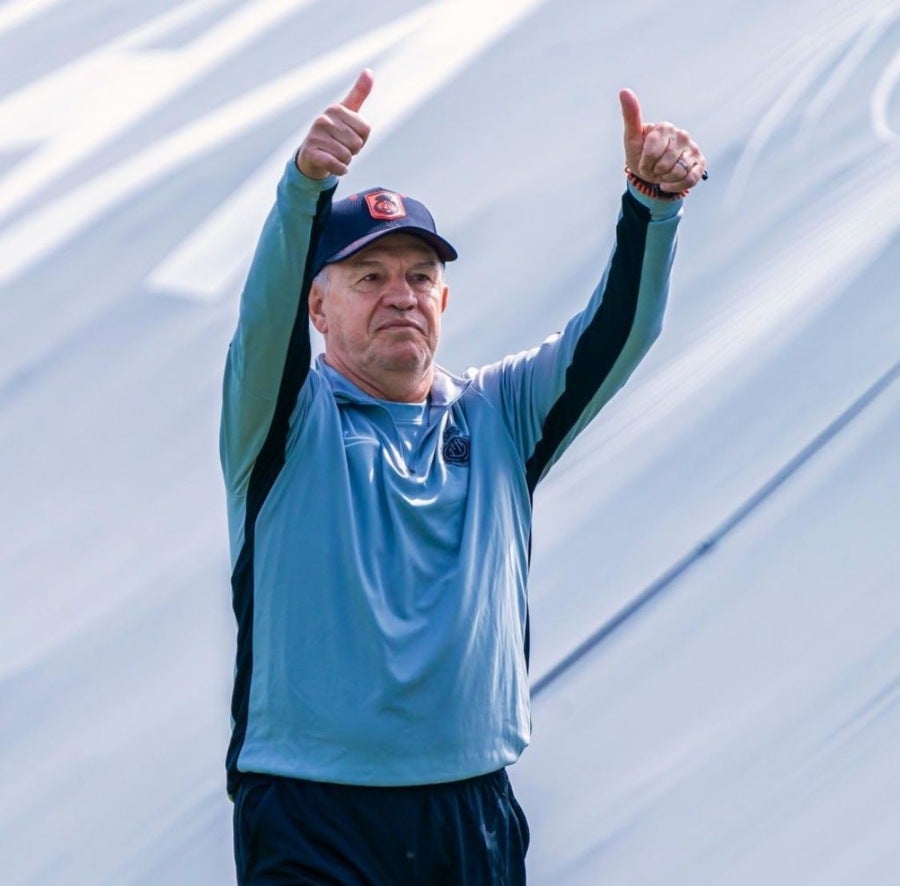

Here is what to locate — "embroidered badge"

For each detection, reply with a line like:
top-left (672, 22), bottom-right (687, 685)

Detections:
top-left (442, 430), bottom-right (470, 466)
top-left (365, 191), bottom-right (406, 220)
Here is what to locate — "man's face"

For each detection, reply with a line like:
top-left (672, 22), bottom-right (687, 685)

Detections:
top-left (308, 233), bottom-right (449, 399)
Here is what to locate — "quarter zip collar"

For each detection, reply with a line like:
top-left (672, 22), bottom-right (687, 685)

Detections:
top-left (315, 354), bottom-right (470, 408)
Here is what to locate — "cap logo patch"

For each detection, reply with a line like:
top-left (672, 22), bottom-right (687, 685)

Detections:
top-left (365, 191), bottom-right (406, 220)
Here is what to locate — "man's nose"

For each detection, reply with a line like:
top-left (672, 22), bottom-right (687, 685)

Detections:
top-left (382, 276), bottom-right (417, 308)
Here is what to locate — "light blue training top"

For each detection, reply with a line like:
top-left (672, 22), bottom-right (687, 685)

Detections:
top-left (220, 160), bottom-right (682, 794)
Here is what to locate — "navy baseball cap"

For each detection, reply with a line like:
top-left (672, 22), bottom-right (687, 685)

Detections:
top-left (312, 187), bottom-right (458, 277)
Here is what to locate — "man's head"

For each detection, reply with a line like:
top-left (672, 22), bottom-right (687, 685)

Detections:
top-left (309, 189), bottom-right (457, 402)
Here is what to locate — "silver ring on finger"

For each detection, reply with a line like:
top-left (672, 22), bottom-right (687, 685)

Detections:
top-left (676, 157), bottom-right (691, 172)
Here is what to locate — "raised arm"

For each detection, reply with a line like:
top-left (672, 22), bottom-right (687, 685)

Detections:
top-left (471, 90), bottom-right (706, 493)
top-left (220, 70), bottom-right (373, 492)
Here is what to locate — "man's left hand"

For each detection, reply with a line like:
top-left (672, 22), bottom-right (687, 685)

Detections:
top-left (620, 89), bottom-right (706, 194)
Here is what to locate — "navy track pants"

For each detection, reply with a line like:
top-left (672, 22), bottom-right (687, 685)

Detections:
top-left (233, 769), bottom-right (529, 885)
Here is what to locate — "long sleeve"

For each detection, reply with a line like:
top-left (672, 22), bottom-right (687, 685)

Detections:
top-left (220, 160), bottom-right (337, 494)
top-left (469, 184), bottom-right (682, 494)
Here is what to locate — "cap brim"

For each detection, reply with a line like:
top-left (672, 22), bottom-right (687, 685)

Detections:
top-left (326, 226), bottom-right (458, 267)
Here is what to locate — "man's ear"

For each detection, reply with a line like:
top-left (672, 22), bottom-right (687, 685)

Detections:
top-left (440, 284), bottom-right (449, 313)
top-left (309, 281), bottom-right (328, 333)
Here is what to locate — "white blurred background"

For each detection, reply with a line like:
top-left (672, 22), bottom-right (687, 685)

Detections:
top-left (2, 1), bottom-right (899, 883)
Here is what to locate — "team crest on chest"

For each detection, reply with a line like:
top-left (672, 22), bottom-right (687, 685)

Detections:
top-left (442, 429), bottom-right (471, 466)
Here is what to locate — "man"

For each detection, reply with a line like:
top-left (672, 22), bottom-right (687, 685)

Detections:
top-left (221, 68), bottom-right (705, 884)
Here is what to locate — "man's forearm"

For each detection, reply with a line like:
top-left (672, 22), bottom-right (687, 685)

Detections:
top-left (220, 162), bottom-right (336, 490)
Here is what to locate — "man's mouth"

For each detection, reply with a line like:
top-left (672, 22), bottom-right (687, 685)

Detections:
top-left (378, 320), bottom-right (421, 332)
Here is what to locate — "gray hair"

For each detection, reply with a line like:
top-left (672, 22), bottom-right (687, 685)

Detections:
top-left (312, 265), bottom-right (331, 292)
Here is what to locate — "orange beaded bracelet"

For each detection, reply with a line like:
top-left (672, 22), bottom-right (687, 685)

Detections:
top-left (625, 166), bottom-right (688, 201)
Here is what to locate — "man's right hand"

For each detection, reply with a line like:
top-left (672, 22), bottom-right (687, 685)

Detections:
top-left (295, 69), bottom-right (374, 180)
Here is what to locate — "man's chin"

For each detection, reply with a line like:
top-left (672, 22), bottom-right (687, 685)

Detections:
top-left (376, 346), bottom-right (431, 374)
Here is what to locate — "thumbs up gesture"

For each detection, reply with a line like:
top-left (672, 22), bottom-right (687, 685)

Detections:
top-left (296, 69), bottom-right (374, 180)
top-left (619, 89), bottom-right (706, 194)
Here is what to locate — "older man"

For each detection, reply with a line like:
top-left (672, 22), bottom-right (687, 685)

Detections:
top-left (221, 69), bottom-right (705, 884)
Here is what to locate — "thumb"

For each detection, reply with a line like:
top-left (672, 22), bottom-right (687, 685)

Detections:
top-left (619, 88), bottom-right (644, 149)
top-left (341, 68), bottom-right (374, 113)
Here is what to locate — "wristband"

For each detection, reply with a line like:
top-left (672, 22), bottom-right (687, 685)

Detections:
top-left (625, 166), bottom-right (688, 201)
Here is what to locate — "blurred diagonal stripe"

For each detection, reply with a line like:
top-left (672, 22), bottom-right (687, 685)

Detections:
top-left (0, 6), bottom-right (434, 286)
top-left (0, 0), bottom-right (68, 37)
top-left (148, 0), bottom-right (550, 300)
top-left (532, 356), bottom-right (900, 697)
